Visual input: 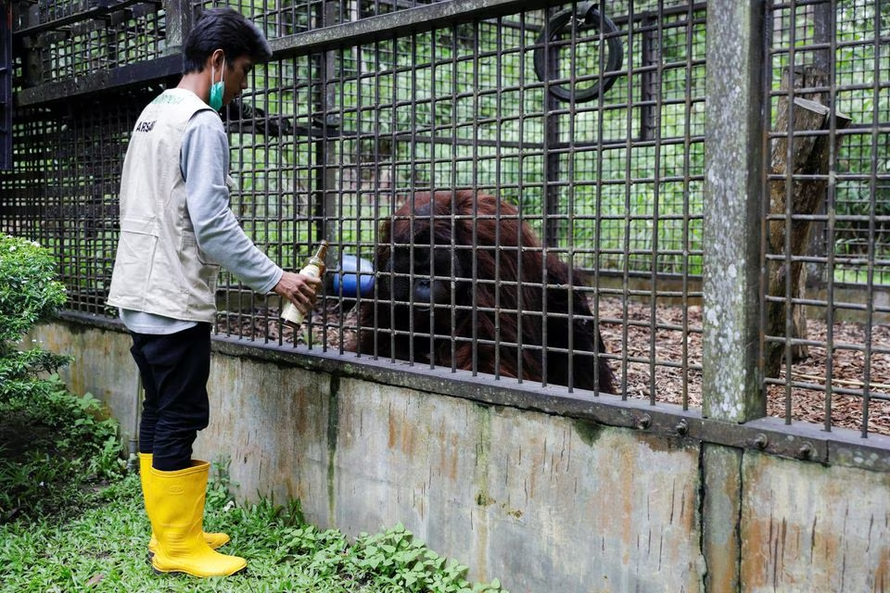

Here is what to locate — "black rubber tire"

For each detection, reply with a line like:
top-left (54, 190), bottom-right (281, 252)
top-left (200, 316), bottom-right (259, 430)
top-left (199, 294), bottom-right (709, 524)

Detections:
top-left (533, 3), bottom-right (624, 103)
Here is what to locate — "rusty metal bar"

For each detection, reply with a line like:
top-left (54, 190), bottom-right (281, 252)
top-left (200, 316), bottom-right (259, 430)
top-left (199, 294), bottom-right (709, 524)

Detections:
top-left (47, 309), bottom-right (890, 471)
top-left (207, 328), bottom-right (890, 472)
top-left (1, 0), bottom-right (11, 170)
top-left (5, 0), bottom-right (888, 439)
top-left (267, 0), bottom-right (563, 58)
top-left (761, 0), bottom-right (890, 437)
top-left (13, 0), bottom-right (151, 38)
top-left (15, 53), bottom-right (179, 106)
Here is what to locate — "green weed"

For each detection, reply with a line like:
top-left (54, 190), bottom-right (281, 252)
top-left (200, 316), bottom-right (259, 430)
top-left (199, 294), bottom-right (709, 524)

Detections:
top-left (0, 394), bottom-right (508, 592)
top-left (0, 379), bottom-right (124, 523)
top-left (0, 471), bottom-right (509, 593)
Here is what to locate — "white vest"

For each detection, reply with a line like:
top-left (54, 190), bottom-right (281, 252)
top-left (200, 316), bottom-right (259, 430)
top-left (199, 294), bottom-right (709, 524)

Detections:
top-left (107, 89), bottom-right (220, 323)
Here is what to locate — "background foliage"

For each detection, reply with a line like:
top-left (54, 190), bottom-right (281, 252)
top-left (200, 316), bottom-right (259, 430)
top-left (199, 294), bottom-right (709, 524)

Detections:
top-left (0, 234), bottom-right (123, 522)
top-left (0, 235), bottom-right (69, 400)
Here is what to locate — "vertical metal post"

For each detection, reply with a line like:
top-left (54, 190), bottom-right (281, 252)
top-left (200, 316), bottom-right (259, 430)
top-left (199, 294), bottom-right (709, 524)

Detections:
top-left (702, 0), bottom-right (766, 421)
top-left (319, 0), bottom-right (339, 246)
top-left (543, 7), bottom-right (561, 248)
top-left (13, 0), bottom-right (42, 88)
top-left (639, 16), bottom-right (657, 142)
top-left (805, 2), bottom-right (833, 289)
top-left (164, 0), bottom-right (194, 57)
top-left (1, 0), bottom-right (12, 170)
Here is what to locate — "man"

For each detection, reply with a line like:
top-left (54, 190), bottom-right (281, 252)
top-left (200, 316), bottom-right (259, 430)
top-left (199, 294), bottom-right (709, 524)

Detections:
top-left (107, 7), bottom-right (320, 577)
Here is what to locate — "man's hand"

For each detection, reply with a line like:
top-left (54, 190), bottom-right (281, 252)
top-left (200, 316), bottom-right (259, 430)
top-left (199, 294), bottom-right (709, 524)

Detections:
top-left (273, 271), bottom-right (323, 315)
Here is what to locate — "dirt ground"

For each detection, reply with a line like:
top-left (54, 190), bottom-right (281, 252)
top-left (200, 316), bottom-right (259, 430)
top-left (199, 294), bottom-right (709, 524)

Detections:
top-left (219, 297), bottom-right (890, 436)
top-left (593, 298), bottom-right (890, 436)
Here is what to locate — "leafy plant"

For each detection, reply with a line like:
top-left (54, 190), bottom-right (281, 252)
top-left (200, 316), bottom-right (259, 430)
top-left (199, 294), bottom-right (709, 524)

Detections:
top-left (0, 469), bottom-right (510, 592)
top-left (0, 348), bottom-right (71, 401)
top-left (0, 378), bottom-right (124, 521)
top-left (0, 235), bottom-right (123, 522)
top-left (0, 367), bottom-right (505, 589)
top-left (349, 523), bottom-right (505, 593)
top-left (0, 235), bottom-right (67, 347)
top-left (0, 235), bottom-right (70, 405)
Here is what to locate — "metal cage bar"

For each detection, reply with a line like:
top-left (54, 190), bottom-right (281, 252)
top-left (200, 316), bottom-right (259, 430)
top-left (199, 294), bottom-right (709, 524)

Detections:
top-left (2, 0), bottom-right (889, 438)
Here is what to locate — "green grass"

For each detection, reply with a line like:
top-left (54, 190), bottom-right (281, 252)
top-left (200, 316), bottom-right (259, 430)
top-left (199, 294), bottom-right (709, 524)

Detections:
top-left (0, 388), bottom-right (507, 593)
top-left (0, 474), bottom-right (506, 592)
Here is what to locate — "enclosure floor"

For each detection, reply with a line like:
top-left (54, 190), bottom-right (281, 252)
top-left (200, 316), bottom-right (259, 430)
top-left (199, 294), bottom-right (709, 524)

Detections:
top-left (216, 298), bottom-right (890, 436)
top-left (594, 299), bottom-right (890, 436)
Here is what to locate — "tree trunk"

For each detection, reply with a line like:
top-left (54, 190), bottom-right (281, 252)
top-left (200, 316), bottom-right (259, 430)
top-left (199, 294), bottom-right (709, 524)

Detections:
top-left (764, 67), bottom-right (851, 379)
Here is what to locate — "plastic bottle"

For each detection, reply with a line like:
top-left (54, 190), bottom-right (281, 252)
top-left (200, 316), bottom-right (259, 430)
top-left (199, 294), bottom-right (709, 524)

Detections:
top-left (280, 240), bottom-right (328, 326)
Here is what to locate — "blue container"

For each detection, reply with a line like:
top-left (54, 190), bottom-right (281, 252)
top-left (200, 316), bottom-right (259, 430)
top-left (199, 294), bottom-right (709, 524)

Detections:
top-left (332, 254), bottom-right (375, 297)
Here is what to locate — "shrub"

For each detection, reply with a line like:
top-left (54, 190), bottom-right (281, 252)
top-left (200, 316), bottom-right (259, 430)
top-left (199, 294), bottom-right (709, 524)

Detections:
top-left (0, 234), bottom-right (67, 344)
top-left (0, 235), bottom-right (69, 401)
top-left (0, 378), bottom-right (124, 520)
top-left (0, 235), bottom-right (122, 521)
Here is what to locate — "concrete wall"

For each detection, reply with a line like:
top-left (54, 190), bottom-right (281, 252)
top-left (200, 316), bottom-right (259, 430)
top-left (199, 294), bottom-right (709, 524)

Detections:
top-left (25, 320), bottom-right (890, 593)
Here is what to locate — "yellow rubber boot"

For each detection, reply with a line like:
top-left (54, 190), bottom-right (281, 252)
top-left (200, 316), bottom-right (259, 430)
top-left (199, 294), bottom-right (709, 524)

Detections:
top-left (148, 460), bottom-right (246, 577)
top-left (139, 453), bottom-right (230, 555)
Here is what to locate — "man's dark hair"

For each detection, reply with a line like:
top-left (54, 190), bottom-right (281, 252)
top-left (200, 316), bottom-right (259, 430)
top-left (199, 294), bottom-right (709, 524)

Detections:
top-left (182, 7), bottom-right (273, 73)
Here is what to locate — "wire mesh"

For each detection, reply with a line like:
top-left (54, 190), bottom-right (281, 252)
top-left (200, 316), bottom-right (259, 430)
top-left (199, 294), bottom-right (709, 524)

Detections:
top-left (20, 1), bottom-right (167, 85)
top-left (765, 0), bottom-right (890, 435)
top-left (3, 0), bottom-right (888, 435)
top-left (200, 0), bottom-right (708, 408)
top-left (195, 0), bottom-right (450, 39)
top-left (2, 91), bottom-right (154, 310)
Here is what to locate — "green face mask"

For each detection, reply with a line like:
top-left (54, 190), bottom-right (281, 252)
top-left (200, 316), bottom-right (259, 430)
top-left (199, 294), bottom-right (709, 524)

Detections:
top-left (209, 60), bottom-right (225, 111)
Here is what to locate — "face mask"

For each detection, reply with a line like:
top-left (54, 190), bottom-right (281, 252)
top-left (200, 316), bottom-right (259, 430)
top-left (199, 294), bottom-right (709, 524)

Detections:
top-left (209, 59), bottom-right (226, 111)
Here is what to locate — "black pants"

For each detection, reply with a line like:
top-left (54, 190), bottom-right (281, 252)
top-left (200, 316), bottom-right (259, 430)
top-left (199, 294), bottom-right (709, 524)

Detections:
top-left (129, 323), bottom-right (211, 472)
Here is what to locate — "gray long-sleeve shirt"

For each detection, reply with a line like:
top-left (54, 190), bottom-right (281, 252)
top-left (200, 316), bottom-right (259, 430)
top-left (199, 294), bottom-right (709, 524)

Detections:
top-left (120, 109), bottom-right (283, 334)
